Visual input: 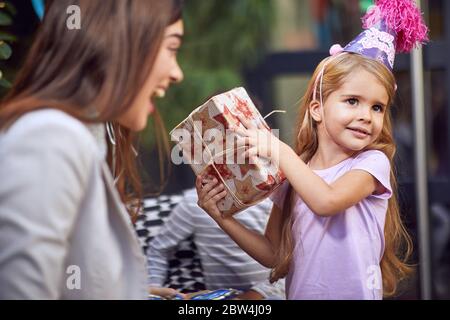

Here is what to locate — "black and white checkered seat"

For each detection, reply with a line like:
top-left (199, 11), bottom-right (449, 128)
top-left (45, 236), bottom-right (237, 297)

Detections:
top-left (135, 193), bottom-right (206, 293)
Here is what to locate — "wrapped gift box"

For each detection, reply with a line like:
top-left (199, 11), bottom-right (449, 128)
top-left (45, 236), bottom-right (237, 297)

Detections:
top-left (170, 87), bottom-right (285, 216)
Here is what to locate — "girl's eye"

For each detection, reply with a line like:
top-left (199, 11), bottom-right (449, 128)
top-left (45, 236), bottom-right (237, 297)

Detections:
top-left (373, 105), bottom-right (384, 113)
top-left (347, 98), bottom-right (358, 105)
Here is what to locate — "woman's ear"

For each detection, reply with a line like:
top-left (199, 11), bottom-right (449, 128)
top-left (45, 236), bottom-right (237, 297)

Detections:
top-left (309, 100), bottom-right (323, 123)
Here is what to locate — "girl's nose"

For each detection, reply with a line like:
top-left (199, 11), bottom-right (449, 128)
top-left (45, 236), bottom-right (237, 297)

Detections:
top-left (358, 106), bottom-right (372, 123)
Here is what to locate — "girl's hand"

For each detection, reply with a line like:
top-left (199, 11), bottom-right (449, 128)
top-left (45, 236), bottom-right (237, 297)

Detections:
top-left (231, 114), bottom-right (282, 164)
top-left (195, 175), bottom-right (228, 222)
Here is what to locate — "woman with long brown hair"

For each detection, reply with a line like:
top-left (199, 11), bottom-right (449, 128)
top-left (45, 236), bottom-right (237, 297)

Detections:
top-left (0, 0), bottom-right (183, 299)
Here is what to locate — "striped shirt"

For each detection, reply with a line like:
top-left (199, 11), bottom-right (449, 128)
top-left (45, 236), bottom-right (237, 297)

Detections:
top-left (147, 188), bottom-right (285, 299)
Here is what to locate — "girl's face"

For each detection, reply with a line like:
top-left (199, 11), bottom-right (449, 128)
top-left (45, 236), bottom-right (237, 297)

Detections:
top-left (312, 68), bottom-right (389, 153)
top-left (118, 19), bottom-right (184, 131)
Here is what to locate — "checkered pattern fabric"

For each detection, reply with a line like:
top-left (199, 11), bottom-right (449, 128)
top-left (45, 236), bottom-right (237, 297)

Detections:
top-left (135, 194), bottom-right (206, 293)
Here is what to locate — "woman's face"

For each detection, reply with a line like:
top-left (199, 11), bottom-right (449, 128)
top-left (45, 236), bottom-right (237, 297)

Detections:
top-left (118, 19), bottom-right (184, 131)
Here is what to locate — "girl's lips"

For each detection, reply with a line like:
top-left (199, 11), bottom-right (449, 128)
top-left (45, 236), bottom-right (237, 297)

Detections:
top-left (348, 128), bottom-right (369, 139)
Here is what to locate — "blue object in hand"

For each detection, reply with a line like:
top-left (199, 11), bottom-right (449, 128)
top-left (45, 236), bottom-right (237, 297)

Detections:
top-left (190, 289), bottom-right (241, 300)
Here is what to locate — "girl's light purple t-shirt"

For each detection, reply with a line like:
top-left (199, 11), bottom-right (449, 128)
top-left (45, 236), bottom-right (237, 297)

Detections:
top-left (270, 150), bottom-right (392, 300)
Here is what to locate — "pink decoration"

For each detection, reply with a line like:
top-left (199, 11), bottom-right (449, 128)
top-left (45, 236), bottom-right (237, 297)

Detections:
top-left (329, 44), bottom-right (344, 56)
top-left (362, 5), bottom-right (382, 29)
top-left (363, 0), bottom-right (429, 53)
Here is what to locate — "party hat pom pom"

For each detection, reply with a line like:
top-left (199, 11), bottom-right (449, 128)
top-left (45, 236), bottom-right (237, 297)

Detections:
top-left (362, 0), bottom-right (429, 53)
top-left (329, 44), bottom-right (344, 56)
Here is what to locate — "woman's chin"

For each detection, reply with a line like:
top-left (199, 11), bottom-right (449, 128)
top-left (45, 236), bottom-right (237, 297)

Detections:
top-left (124, 116), bottom-right (148, 133)
top-left (135, 118), bottom-right (149, 132)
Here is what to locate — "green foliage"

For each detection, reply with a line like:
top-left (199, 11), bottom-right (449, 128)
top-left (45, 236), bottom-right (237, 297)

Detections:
top-left (142, 0), bottom-right (275, 147)
top-left (181, 0), bottom-right (274, 69)
top-left (0, 1), bottom-right (16, 89)
top-left (360, 0), bottom-right (374, 12)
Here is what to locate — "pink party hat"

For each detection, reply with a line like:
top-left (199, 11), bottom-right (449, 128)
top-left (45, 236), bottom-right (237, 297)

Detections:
top-left (330, 0), bottom-right (429, 72)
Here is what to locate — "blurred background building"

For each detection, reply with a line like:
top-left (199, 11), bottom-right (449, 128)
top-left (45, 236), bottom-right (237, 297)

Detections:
top-left (1, 0), bottom-right (448, 300)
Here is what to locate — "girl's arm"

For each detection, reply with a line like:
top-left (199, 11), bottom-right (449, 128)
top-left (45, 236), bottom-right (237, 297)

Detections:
top-left (232, 115), bottom-right (380, 217)
top-left (195, 176), bottom-right (280, 268)
top-left (277, 143), bottom-right (379, 216)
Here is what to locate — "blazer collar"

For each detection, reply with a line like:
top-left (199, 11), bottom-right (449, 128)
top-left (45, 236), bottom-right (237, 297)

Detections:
top-left (86, 123), bottom-right (108, 160)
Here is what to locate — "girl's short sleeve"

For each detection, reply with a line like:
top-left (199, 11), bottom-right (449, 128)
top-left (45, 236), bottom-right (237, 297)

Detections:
top-left (350, 150), bottom-right (392, 200)
top-left (269, 180), bottom-right (290, 210)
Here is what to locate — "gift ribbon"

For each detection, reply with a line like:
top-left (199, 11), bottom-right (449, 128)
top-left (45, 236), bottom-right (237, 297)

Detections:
top-left (171, 106), bottom-right (286, 211)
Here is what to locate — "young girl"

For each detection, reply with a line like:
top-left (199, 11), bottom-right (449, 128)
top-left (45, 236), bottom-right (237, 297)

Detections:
top-left (196, 0), bottom-right (427, 299)
top-left (0, 0), bottom-right (183, 299)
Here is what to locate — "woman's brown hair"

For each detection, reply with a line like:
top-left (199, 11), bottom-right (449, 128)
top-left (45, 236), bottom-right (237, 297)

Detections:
top-left (270, 53), bottom-right (414, 298)
top-left (0, 0), bottom-right (183, 220)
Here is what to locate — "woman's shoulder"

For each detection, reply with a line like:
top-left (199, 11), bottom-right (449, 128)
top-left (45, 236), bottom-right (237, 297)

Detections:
top-left (0, 109), bottom-right (100, 169)
top-left (2, 109), bottom-right (97, 152)
top-left (6, 109), bottom-right (92, 138)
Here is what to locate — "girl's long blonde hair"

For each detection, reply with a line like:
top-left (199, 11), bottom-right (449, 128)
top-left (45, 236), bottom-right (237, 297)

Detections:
top-left (270, 53), bottom-right (414, 298)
